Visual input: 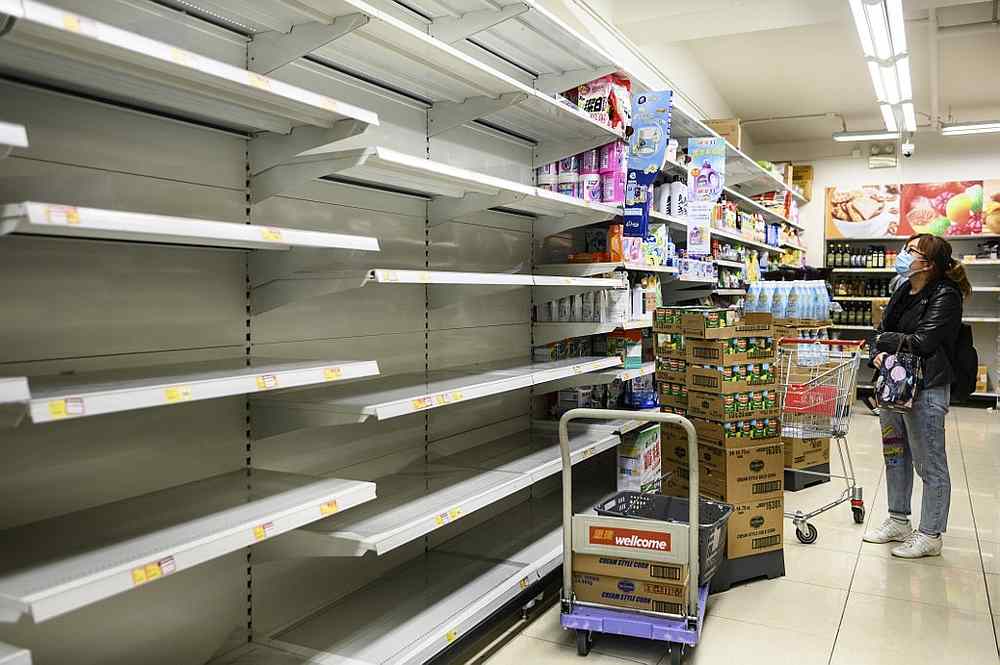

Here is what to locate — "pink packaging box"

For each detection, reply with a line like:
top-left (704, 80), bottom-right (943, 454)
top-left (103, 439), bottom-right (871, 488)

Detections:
top-left (602, 171), bottom-right (625, 204)
top-left (599, 141), bottom-right (627, 173)
top-left (579, 148), bottom-right (600, 174)
top-left (579, 173), bottom-right (602, 202)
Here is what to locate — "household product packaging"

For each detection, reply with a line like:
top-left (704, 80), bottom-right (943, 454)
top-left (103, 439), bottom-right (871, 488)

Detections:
top-left (557, 178), bottom-right (578, 198)
top-left (661, 441), bottom-right (784, 504)
top-left (599, 141), bottom-right (627, 173)
top-left (607, 330), bottom-right (644, 369)
top-left (687, 388), bottom-right (780, 421)
top-left (655, 356), bottom-right (687, 384)
top-left (654, 332), bottom-right (685, 359)
top-left (572, 573), bottom-right (684, 616)
top-left (605, 289), bottom-right (629, 325)
top-left (572, 553), bottom-right (686, 584)
top-left (686, 336), bottom-right (775, 365)
top-left (653, 184), bottom-right (670, 213)
top-left (617, 424), bottom-right (662, 493)
top-left (686, 362), bottom-right (776, 394)
top-left (602, 171), bottom-right (626, 203)
top-left (656, 382), bottom-right (688, 410)
top-left (664, 417), bottom-right (781, 450)
top-left (783, 436), bottom-right (831, 469)
top-left (669, 179), bottom-right (688, 218)
top-left (558, 154), bottom-right (580, 175)
top-left (536, 162), bottom-right (557, 186)
top-left (704, 118), bottom-right (741, 149)
top-left (976, 365), bottom-right (989, 393)
top-left (580, 148), bottom-right (600, 174)
top-left (579, 173), bottom-right (602, 202)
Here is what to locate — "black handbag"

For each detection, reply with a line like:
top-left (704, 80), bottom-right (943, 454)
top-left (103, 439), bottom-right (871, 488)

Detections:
top-left (875, 336), bottom-right (923, 412)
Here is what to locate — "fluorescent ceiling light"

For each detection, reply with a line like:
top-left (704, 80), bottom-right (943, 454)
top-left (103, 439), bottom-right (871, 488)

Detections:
top-left (833, 130), bottom-right (901, 142)
top-left (885, 0), bottom-right (907, 55)
top-left (896, 56), bottom-right (912, 101)
top-left (941, 121), bottom-right (1000, 136)
top-left (901, 102), bottom-right (917, 133)
top-left (865, 1), bottom-right (892, 59)
top-left (880, 104), bottom-right (899, 132)
top-left (867, 61), bottom-right (887, 101)
top-left (849, 0), bottom-right (875, 57)
top-left (881, 64), bottom-right (900, 104)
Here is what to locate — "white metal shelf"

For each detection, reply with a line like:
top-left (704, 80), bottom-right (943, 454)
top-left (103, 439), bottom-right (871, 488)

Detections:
top-left (710, 227), bottom-right (782, 254)
top-left (649, 210), bottom-right (688, 231)
top-left (723, 185), bottom-right (801, 229)
top-left (972, 286), bottom-right (1000, 293)
top-left (535, 361), bottom-right (655, 394)
top-left (972, 391), bottom-right (999, 398)
top-left (251, 356), bottom-right (621, 436)
top-left (158, 0), bottom-right (619, 161)
top-left (0, 1), bottom-right (379, 135)
top-left (0, 121), bottom-right (28, 159)
top-left (0, 469), bottom-right (376, 623)
top-left (832, 296), bottom-right (882, 301)
top-left (830, 325), bottom-right (872, 330)
top-left (0, 378), bottom-right (30, 429)
top-left (713, 289), bottom-right (746, 296)
top-left (781, 242), bottom-right (807, 252)
top-left (0, 202), bottom-right (381, 252)
top-left (965, 317), bottom-right (1000, 323)
top-left (262, 426), bottom-right (617, 558)
top-left (830, 268), bottom-right (894, 273)
top-left (714, 258), bottom-right (745, 269)
top-left (0, 642), bottom-right (30, 665)
top-left (964, 259), bottom-right (1000, 266)
top-left (535, 262), bottom-right (677, 277)
top-left (6, 358), bottom-right (380, 427)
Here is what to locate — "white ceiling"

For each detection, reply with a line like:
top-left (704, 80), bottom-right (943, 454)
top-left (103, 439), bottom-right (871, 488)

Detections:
top-left (613, 0), bottom-right (1000, 144)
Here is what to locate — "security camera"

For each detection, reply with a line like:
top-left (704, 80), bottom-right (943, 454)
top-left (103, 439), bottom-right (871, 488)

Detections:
top-left (901, 142), bottom-right (915, 158)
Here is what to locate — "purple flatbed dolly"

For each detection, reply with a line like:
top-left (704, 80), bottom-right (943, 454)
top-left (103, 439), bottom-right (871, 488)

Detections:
top-left (557, 408), bottom-right (705, 664)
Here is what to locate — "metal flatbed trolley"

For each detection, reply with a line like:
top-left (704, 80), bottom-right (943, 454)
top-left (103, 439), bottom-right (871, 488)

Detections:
top-left (776, 338), bottom-right (865, 544)
top-left (558, 409), bottom-right (732, 664)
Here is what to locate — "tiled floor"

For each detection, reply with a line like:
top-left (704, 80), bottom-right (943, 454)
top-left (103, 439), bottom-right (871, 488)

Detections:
top-left (482, 405), bottom-right (1000, 665)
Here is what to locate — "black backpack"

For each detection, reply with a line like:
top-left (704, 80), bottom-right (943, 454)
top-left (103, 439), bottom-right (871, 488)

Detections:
top-left (950, 323), bottom-right (978, 401)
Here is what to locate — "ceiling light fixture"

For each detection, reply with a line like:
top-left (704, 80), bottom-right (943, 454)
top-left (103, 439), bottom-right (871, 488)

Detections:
top-left (848, 0), bottom-right (916, 133)
top-left (832, 130), bottom-right (901, 142)
top-left (941, 121), bottom-right (1000, 136)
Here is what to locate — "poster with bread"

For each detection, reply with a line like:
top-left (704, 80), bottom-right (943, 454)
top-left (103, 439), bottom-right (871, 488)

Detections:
top-left (825, 184), bottom-right (900, 239)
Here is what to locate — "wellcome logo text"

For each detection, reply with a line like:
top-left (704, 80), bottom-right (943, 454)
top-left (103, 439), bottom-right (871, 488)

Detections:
top-left (590, 526), bottom-right (671, 552)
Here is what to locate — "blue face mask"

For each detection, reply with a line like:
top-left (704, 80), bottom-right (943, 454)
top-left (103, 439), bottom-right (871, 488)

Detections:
top-left (895, 250), bottom-right (914, 276)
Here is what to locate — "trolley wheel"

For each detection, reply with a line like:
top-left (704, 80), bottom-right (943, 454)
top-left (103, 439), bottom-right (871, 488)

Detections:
top-left (796, 523), bottom-right (819, 544)
top-left (852, 506), bottom-right (865, 524)
top-left (576, 630), bottom-right (591, 657)
top-left (669, 642), bottom-right (684, 665)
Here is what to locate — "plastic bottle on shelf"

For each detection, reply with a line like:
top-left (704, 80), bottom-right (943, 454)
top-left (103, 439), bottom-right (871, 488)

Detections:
top-left (771, 282), bottom-right (788, 319)
top-left (745, 282), bottom-right (760, 312)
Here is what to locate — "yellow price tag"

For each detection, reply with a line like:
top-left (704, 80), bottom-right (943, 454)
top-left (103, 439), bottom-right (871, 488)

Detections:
top-left (169, 48), bottom-right (191, 66)
top-left (255, 374), bottom-right (278, 390)
top-left (382, 270), bottom-right (399, 282)
top-left (253, 522), bottom-right (273, 541)
top-left (451, 391), bottom-right (463, 401)
top-left (412, 397), bottom-right (432, 411)
top-left (48, 400), bottom-right (67, 419)
top-left (45, 205), bottom-right (80, 225)
top-left (519, 577), bottom-right (529, 589)
top-left (419, 271), bottom-right (431, 283)
top-left (248, 72), bottom-right (271, 91)
top-left (323, 367), bottom-right (343, 381)
top-left (320, 500), bottom-right (339, 516)
top-left (446, 630), bottom-right (457, 643)
top-left (131, 557), bottom-right (175, 587)
top-left (583, 446), bottom-right (595, 458)
top-left (448, 507), bottom-right (461, 520)
top-left (435, 514), bottom-right (446, 526)
top-left (164, 386), bottom-right (192, 403)
top-left (63, 13), bottom-right (81, 32)
top-left (261, 228), bottom-right (283, 242)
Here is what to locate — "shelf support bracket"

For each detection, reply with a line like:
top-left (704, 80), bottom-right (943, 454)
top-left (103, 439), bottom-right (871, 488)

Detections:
top-left (248, 14), bottom-right (369, 74)
top-left (428, 191), bottom-right (528, 225)
top-left (249, 119), bottom-right (371, 175)
top-left (534, 66), bottom-right (618, 95)
top-left (428, 3), bottom-right (529, 44)
top-left (534, 135), bottom-right (612, 166)
top-left (428, 93), bottom-right (529, 137)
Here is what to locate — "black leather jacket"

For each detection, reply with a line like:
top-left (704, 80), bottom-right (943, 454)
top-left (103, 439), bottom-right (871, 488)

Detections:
top-left (874, 278), bottom-right (964, 389)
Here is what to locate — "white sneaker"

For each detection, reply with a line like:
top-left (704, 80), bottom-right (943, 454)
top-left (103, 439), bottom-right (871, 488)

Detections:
top-left (891, 531), bottom-right (943, 558)
top-left (863, 517), bottom-right (913, 544)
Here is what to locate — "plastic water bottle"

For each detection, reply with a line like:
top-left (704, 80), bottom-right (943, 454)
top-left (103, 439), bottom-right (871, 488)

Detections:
top-left (772, 282), bottom-right (788, 319)
top-left (745, 283), bottom-right (760, 313)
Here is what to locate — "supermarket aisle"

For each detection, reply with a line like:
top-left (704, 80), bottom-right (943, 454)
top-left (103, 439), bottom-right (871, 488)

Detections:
top-left (480, 405), bottom-right (1000, 665)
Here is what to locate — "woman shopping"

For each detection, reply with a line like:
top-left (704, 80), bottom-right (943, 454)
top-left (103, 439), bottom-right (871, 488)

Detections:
top-left (863, 233), bottom-right (971, 558)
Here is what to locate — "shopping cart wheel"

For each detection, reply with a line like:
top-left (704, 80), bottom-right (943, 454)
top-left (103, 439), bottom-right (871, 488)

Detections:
top-left (796, 523), bottom-right (818, 544)
top-left (576, 630), bottom-right (591, 656)
top-left (669, 642), bottom-right (683, 665)
top-left (852, 506), bottom-right (865, 524)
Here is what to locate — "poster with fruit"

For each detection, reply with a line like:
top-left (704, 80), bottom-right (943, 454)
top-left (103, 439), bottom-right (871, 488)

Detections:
top-left (899, 181), bottom-right (988, 237)
top-left (825, 184), bottom-right (900, 239)
top-left (983, 179), bottom-right (1000, 235)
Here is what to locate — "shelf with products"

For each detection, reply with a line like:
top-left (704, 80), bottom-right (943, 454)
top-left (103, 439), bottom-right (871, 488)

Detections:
top-left (830, 325), bottom-right (872, 331)
top-left (534, 262), bottom-right (678, 277)
top-left (830, 268), bottom-right (895, 273)
top-left (0, 642), bottom-right (30, 665)
top-left (0, 121), bottom-right (28, 159)
top-left (158, 0), bottom-right (619, 164)
top-left (1, 201), bottom-right (382, 252)
top-left (709, 226), bottom-right (782, 254)
top-left (2, 359), bottom-right (381, 428)
top-left (781, 241), bottom-right (807, 252)
top-left (257, 424), bottom-right (618, 558)
top-left (250, 356), bottom-right (622, 437)
top-left (713, 258), bottom-right (745, 269)
top-left (0, 0), bottom-right (380, 135)
top-left (713, 289), bottom-right (746, 296)
top-left (0, 470), bottom-right (376, 623)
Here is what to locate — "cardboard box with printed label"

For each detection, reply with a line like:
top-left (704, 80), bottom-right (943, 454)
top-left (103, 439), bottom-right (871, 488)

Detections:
top-left (705, 118), bottom-right (741, 150)
top-left (783, 436), bottom-right (830, 469)
top-left (572, 572), bottom-right (685, 616)
top-left (681, 311), bottom-right (772, 340)
top-left (687, 390), bottom-right (780, 422)
top-left (655, 356), bottom-right (687, 384)
top-left (573, 553), bottom-right (686, 584)
top-left (976, 365), bottom-right (989, 393)
top-left (662, 441), bottom-right (784, 504)
top-left (664, 417), bottom-right (781, 450)
top-left (686, 363), bottom-right (777, 394)
top-left (727, 497), bottom-right (784, 558)
top-left (655, 332), bottom-right (686, 359)
top-left (657, 382), bottom-right (688, 411)
top-left (686, 337), bottom-right (775, 365)
top-left (618, 424), bottom-right (662, 493)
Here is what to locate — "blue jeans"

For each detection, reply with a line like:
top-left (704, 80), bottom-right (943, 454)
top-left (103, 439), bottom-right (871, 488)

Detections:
top-left (878, 384), bottom-right (951, 535)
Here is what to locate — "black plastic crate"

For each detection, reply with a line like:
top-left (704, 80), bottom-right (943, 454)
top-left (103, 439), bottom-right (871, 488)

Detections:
top-left (595, 491), bottom-right (733, 586)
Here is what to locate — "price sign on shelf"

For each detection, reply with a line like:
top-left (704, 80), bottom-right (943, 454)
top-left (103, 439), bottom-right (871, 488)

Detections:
top-left (164, 386), bottom-right (192, 403)
top-left (323, 367), bottom-right (343, 381)
top-left (45, 205), bottom-right (80, 225)
top-left (47, 397), bottom-right (84, 419)
top-left (255, 374), bottom-right (278, 390)
top-left (261, 228), bottom-right (283, 242)
top-left (252, 522), bottom-right (275, 541)
top-left (411, 396), bottom-right (433, 411)
top-left (320, 500), bottom-right (339, 516)
top-left (131, 556), bottom-right (176, 587)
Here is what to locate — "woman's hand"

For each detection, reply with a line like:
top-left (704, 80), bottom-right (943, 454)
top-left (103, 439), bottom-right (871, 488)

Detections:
top-left (873, 352), bottom-right (888, 369)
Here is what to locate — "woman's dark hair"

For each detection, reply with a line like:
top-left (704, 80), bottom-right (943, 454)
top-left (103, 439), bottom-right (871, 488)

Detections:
top-left (907, 233), bottom-right (972, 299)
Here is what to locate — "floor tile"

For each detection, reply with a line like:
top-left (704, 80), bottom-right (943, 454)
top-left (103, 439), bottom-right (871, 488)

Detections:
top-left (783, 544), bottom-right (857, 589)
top-left (981, 539), bottom-right (1000, 575)
top-left (524, 604), bottom-right (668, 665)
top-left (706, 578), bottom-right (846, 637)
top-left (987, 573), bottom-right (999, 613)
top-left (685, 616), bottom-right (832, 665)
top-left (784, 522), bottom-right (864, 554)
top-left (860, 534), bottom-right (985, 572)
top-left (830, 592), bottom-right (998, 665)
top-left (483, 634), bottom-right (641, 665)
top-left (850, 554), bottom-right (990, 613)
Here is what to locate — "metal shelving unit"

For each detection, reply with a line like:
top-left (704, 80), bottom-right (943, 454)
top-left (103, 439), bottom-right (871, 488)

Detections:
top-left (830, 267), bottom-right (894, 273)
top-left (535, 262), bottom-right (678, 276)
top-left (0, 121), bottom-right (28, 159)
top-left (259, 425), bottom-right (617, 558)
top-left (4, 359), bottom-right (380, 427)
top-left (714, 258), bottom-right (745, 269)
top-left (0, 1), bottom-right (379, 134)
top-left (781, 241), bottom-right (807, 252)
top-left (0, 470), bottom-right (376, 623)
top-left (710, 226), bottom-right (782, 254)
top-left (713, 289), bottom-right (746, 296)
top-left (251, 356), bottom-right (621, 436)
top-left (0, 642), bottom-right (30, 665)
top-left (0, 202), bottom-right (381, 252)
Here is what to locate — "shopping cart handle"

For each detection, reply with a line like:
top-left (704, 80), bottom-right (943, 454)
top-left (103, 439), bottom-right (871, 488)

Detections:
top-left (779, 337), bottom-right (865, 347)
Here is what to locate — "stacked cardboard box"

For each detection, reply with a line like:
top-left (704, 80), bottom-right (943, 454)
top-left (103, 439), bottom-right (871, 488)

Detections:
top-left (659, 309), bottom-right (785, 560)
top-left (653, 307), bottom-right (689, 416)
top-left (572, 553), bottom-right (688, 616)
top-left (784, 435), bottom-right (830, 469)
